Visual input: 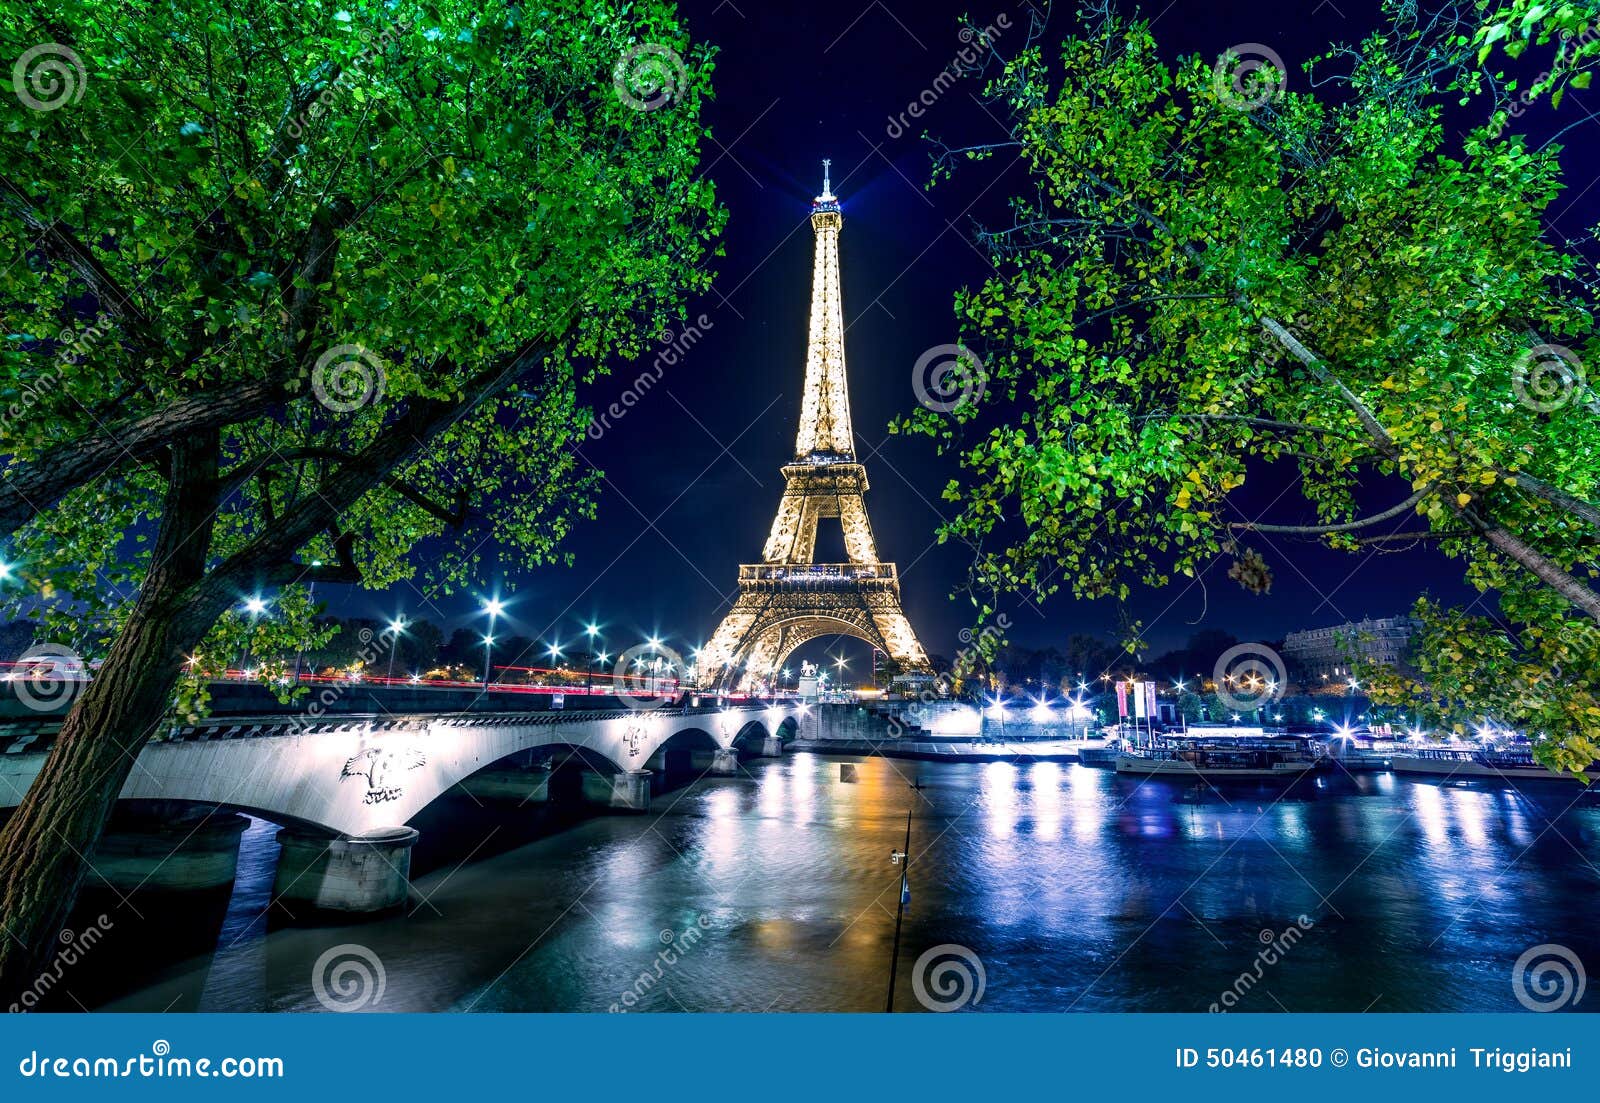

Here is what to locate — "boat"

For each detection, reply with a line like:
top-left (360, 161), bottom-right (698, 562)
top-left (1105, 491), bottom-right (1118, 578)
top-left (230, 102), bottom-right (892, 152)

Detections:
top-left (1115, 733), bottom-right (1324, 779)
top-left (1387, 746), bottom-right (1599, 783)
top-left (1078, 738), bottom-right (1123, 768)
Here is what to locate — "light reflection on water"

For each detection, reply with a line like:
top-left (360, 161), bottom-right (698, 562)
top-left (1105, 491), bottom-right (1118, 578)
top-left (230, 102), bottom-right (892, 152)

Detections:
top-left (100, 753), bottom-right (1600, 1013)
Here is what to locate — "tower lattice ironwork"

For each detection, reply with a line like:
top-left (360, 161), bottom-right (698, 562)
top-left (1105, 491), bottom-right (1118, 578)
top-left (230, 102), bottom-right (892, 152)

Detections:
top-left (698, 163), bottom-right (931, 691)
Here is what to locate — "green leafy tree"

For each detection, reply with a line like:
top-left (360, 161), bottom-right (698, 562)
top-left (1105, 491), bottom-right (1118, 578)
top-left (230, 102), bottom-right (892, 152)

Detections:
top-left (0, 0), bottom-right (721, 993)
top-left (1474, 0), bottom-right (1600, 111)
top-left (902, 6), bottom-right (1600, 774)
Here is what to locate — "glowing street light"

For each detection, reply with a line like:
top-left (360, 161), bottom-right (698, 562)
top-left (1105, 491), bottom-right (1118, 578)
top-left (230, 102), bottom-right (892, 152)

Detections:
top-left (480, 598), bottom-right (504, 688)
top-left (386, 616), bottom-right (406, 682)
top-left (584, 623), bottom-right (601, 696)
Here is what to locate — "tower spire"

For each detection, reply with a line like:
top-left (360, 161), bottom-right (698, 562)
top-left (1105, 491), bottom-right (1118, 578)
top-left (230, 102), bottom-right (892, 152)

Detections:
top-left (798, 158), bottom-right (850, 459)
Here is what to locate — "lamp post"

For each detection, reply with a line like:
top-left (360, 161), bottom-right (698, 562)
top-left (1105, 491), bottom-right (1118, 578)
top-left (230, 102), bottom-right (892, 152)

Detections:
top-left (647, 636), bottom-right (662, 695)
top-left (481, 598), bottom-right (504, 689)
top-left (584, 623), bottom-right (600, 696)
top-left (548, 641), bottom-right (563, 691)
top-left (386, 617), bottom-right (406, 683)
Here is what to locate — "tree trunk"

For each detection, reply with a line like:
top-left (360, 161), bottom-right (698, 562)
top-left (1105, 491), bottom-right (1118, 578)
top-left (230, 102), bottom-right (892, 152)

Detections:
top-left (0, 432), bottom-right (222, 1002)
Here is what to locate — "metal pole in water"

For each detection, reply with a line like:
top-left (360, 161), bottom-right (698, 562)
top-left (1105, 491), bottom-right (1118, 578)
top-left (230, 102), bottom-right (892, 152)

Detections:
top-left (885, 779), bottom-right (922, 1012)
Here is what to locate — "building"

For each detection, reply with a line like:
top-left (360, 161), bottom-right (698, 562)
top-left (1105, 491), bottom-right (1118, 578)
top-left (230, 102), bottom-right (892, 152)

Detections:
top-left (1281, 615), bottom-right (1420, 687)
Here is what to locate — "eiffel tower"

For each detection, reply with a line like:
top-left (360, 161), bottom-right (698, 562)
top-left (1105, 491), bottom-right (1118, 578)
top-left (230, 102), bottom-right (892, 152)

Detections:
top-left (698, 163), bottom-right (931, 691)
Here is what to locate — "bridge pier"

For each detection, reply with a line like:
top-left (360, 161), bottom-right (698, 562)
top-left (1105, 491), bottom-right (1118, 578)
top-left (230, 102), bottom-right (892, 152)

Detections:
top-left (89, 809), bottom-right (250, 894)
top-left (272, 826), bottom-right (418, 916)
top-left (759, 735), bottom-right (785, 758)
top-left (455, 767), bottom-right (550, 804)
top-left (608, 770), bottom-right (652, 813)
top-left (710, 747), bottom-right (741, 775)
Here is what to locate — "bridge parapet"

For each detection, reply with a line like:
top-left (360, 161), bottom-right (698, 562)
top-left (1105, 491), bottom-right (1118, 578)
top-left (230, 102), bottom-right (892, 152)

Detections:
top-left (0, 701), bottom-right (798, 838)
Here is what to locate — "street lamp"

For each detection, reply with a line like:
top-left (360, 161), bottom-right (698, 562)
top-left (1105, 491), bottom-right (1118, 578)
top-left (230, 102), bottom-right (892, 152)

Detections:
top-left (584, 622), bottom-right (600, 696)
top-left (548, 641), bottom-right (563, 690)
top-left (386, 616), bottom-right (406, 682)
top-left (480, 598), bottom-right (504, 689)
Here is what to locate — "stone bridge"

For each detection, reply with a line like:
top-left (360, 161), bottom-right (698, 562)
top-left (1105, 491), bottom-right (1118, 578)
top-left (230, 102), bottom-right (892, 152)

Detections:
top-left (0, 699), bottom-right (799, 915)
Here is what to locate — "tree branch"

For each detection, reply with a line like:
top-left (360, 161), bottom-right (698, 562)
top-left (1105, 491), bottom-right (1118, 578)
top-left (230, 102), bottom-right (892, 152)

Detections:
top-left (1228, 486), bottom-right (1431, 534)
top-left (1, 379), bottom-right (289, 536)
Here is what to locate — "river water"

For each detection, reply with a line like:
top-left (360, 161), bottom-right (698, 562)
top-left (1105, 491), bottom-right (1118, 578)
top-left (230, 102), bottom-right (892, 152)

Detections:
top-left (97, 753), bottom-right (1600, 1013)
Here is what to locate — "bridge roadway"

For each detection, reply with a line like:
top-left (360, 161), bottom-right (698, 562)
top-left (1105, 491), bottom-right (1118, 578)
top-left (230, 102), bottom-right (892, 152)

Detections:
top-left (0, 691), bottom-right (800, 915)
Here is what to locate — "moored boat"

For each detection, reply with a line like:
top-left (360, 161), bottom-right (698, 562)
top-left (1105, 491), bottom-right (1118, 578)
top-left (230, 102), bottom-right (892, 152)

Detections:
top-left (1388, 746), bottom-right (1599, 783)
top-left (1115, 733), bottom-right (1323, 779)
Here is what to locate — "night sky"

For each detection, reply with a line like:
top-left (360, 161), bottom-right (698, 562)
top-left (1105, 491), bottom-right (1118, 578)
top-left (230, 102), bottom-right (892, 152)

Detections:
top-left (332, 0), bottom-right (1598, 676)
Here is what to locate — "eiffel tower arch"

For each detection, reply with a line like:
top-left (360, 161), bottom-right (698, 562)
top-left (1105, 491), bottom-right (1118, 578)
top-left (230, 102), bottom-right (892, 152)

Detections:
top-left (699, 164), bottom-right (930, 691)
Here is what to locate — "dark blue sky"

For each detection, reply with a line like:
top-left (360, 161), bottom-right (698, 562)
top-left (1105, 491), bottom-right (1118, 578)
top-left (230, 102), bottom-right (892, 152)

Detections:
top-left (332, 0), bottom-right (1596, 676)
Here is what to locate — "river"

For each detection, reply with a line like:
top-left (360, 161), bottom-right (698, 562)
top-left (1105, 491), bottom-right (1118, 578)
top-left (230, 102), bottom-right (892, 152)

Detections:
top-left (95, 753), bottom-right (1600, 1013)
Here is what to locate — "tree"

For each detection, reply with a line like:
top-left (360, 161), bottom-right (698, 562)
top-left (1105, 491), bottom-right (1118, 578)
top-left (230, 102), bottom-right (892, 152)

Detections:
top-left (1474, 0), bottom-right (1600, 113)
top-left (902, 5), bottom-right (1600, 773)
top-left (0, 0), bottom-right (721, 994)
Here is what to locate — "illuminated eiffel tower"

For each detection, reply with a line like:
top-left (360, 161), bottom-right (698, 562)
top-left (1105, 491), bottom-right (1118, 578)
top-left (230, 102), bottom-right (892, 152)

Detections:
top-left (698, 162), bottom-right (930, 691)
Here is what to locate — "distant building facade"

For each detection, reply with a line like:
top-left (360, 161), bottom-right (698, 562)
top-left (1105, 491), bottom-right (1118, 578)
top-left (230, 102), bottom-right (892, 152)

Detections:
top-left (1281, 615), bottom-right (1420, 687)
